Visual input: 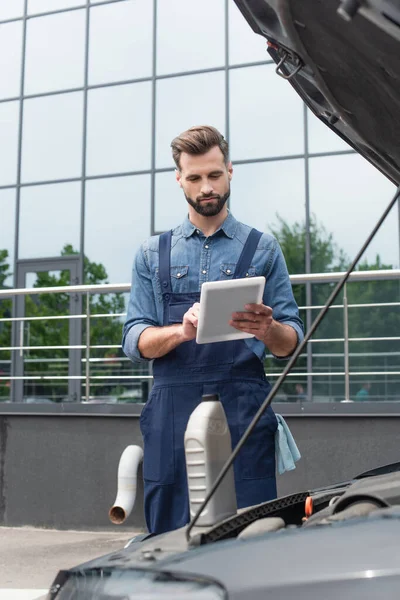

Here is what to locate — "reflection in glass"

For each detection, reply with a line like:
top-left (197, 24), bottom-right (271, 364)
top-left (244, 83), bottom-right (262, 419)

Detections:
top-left (230, 65), bottom-right (304, 161)
top-left (0, 101), bottom-right (19, 186)
top-left (28, 0), bottom-right (84, 13)
top-left (0, 21), bottom-right (23, 99)
top-left (88, 0), bottom-right (153, 85)
top-left (0, 189), bottom-right (16, 287)
top-left (157, 0), bottom-right (225, 75)
top-left (21, 92), bottom-right (83, 183)
top-left (307, 109), bottom-right (351, 155)
top-left (85, 175), bottom-right (151, 284)
top-left (229, 0), bottom-right (269, 65)
top-left (309, 154), bottom-right (398, 269)
top-left (156, 72), bottom-right (226, 168)
top-left (19, 182), bottom-right (81, 258)
top-left (23, 269), bottom-right (70, 403)
top-left (230, 159), bottom-right (306, 233)
top-left (155, 171), bottom-right (187, 232)
top-left (0, 190), bottom-right (14, 400)
top-left (0, 0), bottom-right (24, 20)
top-left (86, 83), bottom-right (152, 176)
top-left (25, 10), bottom-right (85, 95)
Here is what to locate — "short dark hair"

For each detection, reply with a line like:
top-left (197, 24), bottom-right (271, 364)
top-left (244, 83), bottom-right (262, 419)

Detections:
top-left (171, 125), bottom-right (229, 170)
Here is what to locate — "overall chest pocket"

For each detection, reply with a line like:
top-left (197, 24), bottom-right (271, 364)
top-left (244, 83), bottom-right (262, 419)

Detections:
top-left (220, 264), bottom-right (257, 280)
top-left (171, 266), bottom-right (189, 293)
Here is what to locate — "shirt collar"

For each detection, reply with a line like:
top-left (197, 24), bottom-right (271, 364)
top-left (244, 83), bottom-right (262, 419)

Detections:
top-left (181, 211), bottom-right (238, 239)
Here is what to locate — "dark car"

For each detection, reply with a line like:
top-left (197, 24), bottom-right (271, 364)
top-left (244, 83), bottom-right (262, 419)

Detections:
top-left (47, 1), bottom-right (400, 598)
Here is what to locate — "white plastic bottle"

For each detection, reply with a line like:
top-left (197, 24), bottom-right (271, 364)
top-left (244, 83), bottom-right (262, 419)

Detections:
top-left (184, 393), bottom-right (237, 526)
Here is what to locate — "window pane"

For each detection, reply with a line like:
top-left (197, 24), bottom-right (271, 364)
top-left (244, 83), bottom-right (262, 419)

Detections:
top-left (157, 0), bottom-right (225, 75)
top-left (230, 159), bottom-right (306, 234)
top-left (230, 65), bottom-right (304, 161)
top-left (309, 154), bottom-right (399, 270)
top-left (21, 92), bottom-right (83, 183)
top-left (0, 0), bottom-right (24, 20)
top-left (0, 101), bottom-right (19, 186)
top-left (85, 175), bottom-right (151, 284)
top-left (19, 182), bottom-right (81, 258)
top-left (28, 0), bottom-right (84, 13)
top-left (88, 0), bottom-right (153, 85)
top-left (155, 171), bottom-right (187, 232)
top-left (25, 11), bottom-right (85, 94)
top-left (0, 21), bottom-right (23, 99)
top-left (156, 72), bottom-right (225, 168)
top-left (307, 109), bottom-right (352, 154)
top-left (229, 0), bottom-right (269, 65)
top-left (86, 83), bottom-right (152, 176)
top-left (0, 189), bottom-right (16, 287)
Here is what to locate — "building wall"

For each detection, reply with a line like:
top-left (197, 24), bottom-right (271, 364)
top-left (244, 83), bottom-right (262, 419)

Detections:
top-left (1, 411), bottom-right (400, 530)
top-left (0, 0), bottom-right (398, 291)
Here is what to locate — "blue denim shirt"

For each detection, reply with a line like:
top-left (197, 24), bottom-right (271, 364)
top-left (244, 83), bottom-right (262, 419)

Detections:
top-left (123, 212), bottom-right (304, 364)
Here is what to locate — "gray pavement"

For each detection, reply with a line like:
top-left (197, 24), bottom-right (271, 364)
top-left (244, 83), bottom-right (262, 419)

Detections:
top-left (0, 526), bottom-right (140, 599)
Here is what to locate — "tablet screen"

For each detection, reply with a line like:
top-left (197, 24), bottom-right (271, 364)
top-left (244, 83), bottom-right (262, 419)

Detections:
top-left (196, 276), bottom-right (265, 344)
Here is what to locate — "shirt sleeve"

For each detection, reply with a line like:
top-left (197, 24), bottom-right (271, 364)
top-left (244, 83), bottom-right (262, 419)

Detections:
top-left (122, 242), bottom-right (160, 363)
top-left (262, 238), bottom-right (304, 359)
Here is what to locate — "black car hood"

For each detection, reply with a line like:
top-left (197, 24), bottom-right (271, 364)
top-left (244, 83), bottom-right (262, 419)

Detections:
top-left (233, 0), bottom-right (400, 185)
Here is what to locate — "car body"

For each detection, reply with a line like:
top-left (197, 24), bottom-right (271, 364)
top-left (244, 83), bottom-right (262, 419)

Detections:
top-left (49, 464), bottom-right (400, 599)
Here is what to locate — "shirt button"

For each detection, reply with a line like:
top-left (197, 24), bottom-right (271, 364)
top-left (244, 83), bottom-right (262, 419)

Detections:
top-left (196, 229), bottom-right (200, 234)
top-left (226, 269), bottom-right (231, 274)
top-left (245, 272), bottom-right (249, 277)
top-left (202, 270), bottom-right (206, 274)
top-left (205, 245), bottom-right (209, 249)
top-left (177, 272), bottom-right (181, 278)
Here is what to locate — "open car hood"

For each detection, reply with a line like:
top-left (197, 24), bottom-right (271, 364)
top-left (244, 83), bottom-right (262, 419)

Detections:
top-left (233, 0), bottom-right (400, 185)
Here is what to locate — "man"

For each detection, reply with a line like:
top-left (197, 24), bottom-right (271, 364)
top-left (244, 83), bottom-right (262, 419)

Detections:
top-left (355, 382), bottom-right (371, 401)
top-left (123, 125), bottom-right (303, 535)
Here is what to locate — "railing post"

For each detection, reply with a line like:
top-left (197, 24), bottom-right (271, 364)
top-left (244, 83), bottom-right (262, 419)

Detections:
top-left (85, 291), bottom-right (90, 402)
top-left (343, 283), bottom-right (351, 402)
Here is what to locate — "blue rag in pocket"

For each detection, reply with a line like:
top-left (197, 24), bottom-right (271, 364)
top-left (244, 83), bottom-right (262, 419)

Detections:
top-left (275, 414), bottom-right (301, 475)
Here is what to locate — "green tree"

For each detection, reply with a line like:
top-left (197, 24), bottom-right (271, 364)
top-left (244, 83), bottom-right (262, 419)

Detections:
top-left (0, 245), bottom-right (127, 401)
top-left (0, 249), bottom-right (11, 288)
top-left (268, 216), bottom-right (399, 401)
top-left (27, 244), bottom-right (125, 357)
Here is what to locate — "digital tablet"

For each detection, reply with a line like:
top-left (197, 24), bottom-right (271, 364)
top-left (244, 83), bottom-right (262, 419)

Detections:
top-left (196, 276), bottom-right (266, 344)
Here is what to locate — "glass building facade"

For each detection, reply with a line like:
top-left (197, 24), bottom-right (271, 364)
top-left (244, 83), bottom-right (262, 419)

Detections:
top-left (0, 0), bottom-right (399, 405)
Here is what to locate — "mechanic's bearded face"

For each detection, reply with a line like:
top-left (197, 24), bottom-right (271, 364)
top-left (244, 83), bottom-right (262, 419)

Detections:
top-left (176, 146), bottom-right (233, 218)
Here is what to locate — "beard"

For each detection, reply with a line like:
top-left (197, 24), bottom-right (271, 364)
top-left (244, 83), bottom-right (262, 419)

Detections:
top-left (184, 186), bottom-right (230, 217)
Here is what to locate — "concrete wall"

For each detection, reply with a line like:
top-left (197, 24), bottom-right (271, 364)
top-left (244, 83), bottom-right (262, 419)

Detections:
top-left (1, 408), bottom-right (399, 531)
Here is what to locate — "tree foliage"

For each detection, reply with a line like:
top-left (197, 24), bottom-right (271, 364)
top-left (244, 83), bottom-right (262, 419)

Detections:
top-left (0, 245), bottom-right (125, 400)
top-left (269, 216), bottom-right (399, 401)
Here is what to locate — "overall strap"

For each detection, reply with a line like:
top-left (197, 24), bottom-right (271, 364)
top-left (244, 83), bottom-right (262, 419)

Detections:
top-left (159, 230), bottom-right (172, 294)
top-left (234, 228), bottom-right (263, 279)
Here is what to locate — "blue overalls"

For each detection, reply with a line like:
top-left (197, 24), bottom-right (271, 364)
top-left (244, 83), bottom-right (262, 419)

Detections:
top-left (139, 228), bottom-right (278, 535)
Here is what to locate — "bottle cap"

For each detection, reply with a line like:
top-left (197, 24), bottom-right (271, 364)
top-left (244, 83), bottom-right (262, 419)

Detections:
top-left (202, 393), bottom-right (219, 402)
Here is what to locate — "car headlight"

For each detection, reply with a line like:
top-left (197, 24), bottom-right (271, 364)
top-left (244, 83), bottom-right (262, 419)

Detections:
top-left (48, 567), bottom-right (226, 599)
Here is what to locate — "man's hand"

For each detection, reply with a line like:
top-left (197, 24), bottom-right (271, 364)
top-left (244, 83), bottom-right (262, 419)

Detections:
top-left (137, 302), bottom-right (200, 359)
top-left (229, 303), bottom-right (297, 358)
top-left (229, 303), bottom-right (273, 341)
top-left (181, 302), bottom-right (200, 342)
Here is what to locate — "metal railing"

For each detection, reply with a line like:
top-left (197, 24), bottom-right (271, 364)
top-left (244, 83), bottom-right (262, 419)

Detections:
top-left (0, 269), bottom-right (399, 404)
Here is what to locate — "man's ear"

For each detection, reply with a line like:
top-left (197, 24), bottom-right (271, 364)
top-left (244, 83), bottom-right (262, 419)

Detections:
top-left (228, 161), bottom-right (233, 181)
top-left (175, 169), bottom-right (182, 187)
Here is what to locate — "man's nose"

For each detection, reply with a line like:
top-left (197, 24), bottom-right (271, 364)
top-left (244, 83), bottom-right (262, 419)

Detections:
top-left (200, 180), bottom-right (213, 195)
